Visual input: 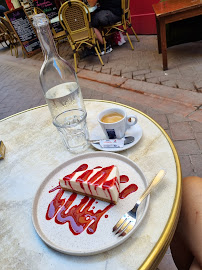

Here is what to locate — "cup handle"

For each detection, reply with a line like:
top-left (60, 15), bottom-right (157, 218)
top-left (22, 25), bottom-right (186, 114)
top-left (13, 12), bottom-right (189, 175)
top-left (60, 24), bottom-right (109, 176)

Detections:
top-left (126, 115), bottom-right (138, 128)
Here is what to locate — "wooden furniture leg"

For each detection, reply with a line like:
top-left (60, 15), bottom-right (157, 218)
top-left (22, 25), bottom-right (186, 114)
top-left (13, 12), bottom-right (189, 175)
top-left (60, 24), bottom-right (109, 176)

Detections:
top-left (159, 18), bottom-right (168, 70)
top-left (156, 18), bottom-right (161, 54)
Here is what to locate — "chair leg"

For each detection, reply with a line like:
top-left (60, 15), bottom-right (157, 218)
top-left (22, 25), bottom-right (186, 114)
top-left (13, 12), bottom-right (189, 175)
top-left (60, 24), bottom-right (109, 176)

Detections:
top-left (101, 30), bottom-right (107, 53)
top-left (10, 43), bottom-right (13, 56)
top-left (73, 52), bottom-right (78, 73)
top-left (94, 46), bottom-right (104, 66)
top-left (22, 47), bottom-right (25, 58)
top-left (96, 40), bottom-right (101, 54)
top-left (125, 31), bottom-right (134, 50)
top-left (130, 26), bottom-right (140, 42)
top-left (14, 44), bottom-right (18, 58)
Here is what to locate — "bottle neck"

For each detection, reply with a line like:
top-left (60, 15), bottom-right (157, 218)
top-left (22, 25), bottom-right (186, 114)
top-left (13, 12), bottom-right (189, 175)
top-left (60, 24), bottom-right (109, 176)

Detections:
top-left (34, 16), bottom-right (58, 59)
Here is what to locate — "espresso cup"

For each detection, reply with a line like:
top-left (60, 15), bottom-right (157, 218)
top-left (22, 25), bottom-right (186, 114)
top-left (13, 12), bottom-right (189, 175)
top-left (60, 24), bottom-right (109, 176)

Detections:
top-left (98, 108), bottom-right (138, 139)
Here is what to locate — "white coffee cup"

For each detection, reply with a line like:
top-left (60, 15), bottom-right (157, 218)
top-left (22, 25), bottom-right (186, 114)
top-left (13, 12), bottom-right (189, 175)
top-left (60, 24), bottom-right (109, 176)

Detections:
top-left (98, 108), bottom-right (138, 139)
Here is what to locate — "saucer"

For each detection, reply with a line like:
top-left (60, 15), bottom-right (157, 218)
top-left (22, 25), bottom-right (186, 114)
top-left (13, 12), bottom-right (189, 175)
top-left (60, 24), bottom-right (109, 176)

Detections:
top-left (90, 123), bottom-right (142, 152)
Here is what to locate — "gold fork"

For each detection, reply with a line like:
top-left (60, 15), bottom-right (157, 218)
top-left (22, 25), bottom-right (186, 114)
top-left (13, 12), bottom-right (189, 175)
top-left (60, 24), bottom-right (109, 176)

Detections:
top-left (113, 170), bottom-right (166, 237)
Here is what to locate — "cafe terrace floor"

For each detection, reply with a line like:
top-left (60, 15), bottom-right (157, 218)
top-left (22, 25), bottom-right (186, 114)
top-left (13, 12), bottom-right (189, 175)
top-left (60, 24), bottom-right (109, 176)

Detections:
top-left (0, 34), bottom-right (202, 269)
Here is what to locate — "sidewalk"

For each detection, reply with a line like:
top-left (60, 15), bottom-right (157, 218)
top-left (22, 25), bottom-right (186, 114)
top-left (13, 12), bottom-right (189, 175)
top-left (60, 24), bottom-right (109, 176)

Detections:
top-left (0, 34), bottom-right (202, 269)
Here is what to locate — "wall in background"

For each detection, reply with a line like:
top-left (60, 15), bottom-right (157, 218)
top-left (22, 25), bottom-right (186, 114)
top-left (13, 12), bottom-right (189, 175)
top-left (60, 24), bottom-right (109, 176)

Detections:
top-left (130, 0), bottom-right (159, 34)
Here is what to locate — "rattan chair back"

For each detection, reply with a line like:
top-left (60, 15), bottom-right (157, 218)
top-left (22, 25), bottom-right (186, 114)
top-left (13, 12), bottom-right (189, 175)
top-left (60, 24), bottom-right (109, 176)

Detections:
top-left (59, 0), bottom-right (92, 43)
top-left (59, 0), bottom-right (104, 72)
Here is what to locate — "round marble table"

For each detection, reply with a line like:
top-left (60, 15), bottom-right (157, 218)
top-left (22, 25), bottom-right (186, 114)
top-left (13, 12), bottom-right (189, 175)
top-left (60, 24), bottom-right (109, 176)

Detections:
top-left (0, 100), bottom-right (181, 270)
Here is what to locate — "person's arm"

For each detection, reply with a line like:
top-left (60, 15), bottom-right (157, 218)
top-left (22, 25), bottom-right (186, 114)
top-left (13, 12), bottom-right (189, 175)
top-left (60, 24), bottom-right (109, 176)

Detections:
top-left (87, 0), bottom-right (98, 7)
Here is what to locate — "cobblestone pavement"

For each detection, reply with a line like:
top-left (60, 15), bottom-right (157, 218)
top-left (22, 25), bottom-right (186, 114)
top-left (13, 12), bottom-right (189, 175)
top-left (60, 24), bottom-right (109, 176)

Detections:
top-left (0, 35), bottom-right (202, 180)
top-left (2, 35), bottom-right (202, 92)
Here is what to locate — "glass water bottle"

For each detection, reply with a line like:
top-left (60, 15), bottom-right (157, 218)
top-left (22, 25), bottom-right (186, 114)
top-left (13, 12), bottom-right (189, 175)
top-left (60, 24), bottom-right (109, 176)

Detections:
top-left (33, 14), bottom-right (86, 120)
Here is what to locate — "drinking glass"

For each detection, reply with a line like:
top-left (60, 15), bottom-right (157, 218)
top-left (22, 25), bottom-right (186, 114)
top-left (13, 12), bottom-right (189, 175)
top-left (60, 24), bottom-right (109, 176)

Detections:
top-left (53, 109), bottom-right (89, 153)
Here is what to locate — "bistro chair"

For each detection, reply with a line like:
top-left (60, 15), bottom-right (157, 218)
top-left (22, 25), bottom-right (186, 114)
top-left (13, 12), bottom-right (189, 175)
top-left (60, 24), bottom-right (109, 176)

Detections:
top-left (0, 22), bottom-right (18, 57)
top-left (0, 22), bottom-right (9, 47)
top-left (0, 17), bottom-right (17, 40)
top-left (0, 17), bottom-right (26, 58)
top-left (33, 7), bottom-right (67, 53)
top-left (102, 0), bottom-right (139, 52)
top-left (59, 0), bottom-right (104, 73)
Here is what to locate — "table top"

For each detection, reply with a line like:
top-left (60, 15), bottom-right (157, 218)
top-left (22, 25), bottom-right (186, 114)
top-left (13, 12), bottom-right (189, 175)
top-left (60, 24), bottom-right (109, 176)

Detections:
top-left (153, 0), bottom-right (202, 17)
top-left (0, 100), bottom-right (181, 270)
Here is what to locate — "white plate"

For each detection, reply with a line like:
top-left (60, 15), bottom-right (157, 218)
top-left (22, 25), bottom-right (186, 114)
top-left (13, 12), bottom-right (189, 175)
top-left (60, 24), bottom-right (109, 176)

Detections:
top-left (90, 123), bottom-right (142, 152)
top-left (32, 152), bottom-right (149, 256)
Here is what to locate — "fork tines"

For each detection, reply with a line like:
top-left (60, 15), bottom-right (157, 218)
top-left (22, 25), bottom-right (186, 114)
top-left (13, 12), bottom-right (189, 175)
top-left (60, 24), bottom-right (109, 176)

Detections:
top-left (113, 214), bottom-right (136, 237)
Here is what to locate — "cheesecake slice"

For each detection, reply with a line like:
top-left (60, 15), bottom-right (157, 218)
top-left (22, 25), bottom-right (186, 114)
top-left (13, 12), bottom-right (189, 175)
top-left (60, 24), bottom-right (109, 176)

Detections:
top-left (59, 165), bottom-right (120, 204)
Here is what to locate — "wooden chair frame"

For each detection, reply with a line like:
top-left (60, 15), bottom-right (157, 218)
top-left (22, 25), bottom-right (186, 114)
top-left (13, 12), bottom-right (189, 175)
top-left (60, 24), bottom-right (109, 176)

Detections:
top-left (58, 0), bottom-right (104, 72)
top-left (102, 0), bottom-right (139, 52)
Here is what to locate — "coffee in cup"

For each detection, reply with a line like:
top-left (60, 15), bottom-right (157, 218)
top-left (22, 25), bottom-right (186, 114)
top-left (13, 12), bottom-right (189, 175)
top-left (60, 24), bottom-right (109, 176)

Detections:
top-left (98, 108), bottom-right (138, 139)
top-left (101, 112), bottom-right (124, 123)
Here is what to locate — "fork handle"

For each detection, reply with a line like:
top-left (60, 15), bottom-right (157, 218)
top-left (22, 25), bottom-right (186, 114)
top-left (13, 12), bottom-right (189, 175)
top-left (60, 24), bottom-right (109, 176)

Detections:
top-left (135, 170), bottom-right (166, 208)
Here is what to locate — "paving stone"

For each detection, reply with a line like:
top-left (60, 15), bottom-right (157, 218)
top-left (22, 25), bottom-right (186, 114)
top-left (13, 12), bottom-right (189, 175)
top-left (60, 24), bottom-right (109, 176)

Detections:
top-left (173, 140), bottom-right (201, 155)
top-left (145, 70), bottom-right (166, 79)
top-left (179, 155), bottom-right (195, 178)
top-left (159, 74), bottom-right (179, 83)
top-left (170, 122), bottom-right (195, 140)
top-left (195, 132), bottom-right (202, 150)
top-left (93, 65), bottom-right (102, 72)
top-left (191, 121), bottom-right (202, 132)
top-left (0, 106), bottom-right (11, 114)
top-left (102, 92), bottom-right (117, 102)
top-left (133, 74), bottom-right (145, 81)
top-left (121, 79), bottom-right (202, 105)
top-left (190, 155), bottom-right (202, 176)
top-left (111, 69), bottom-right (121, 76)
top-left (0, 92), bottom-right (9, 102)
top-left (77, 62), bottom-right (85, 69)
top-left (146, 113), bottom-right (169, 129)
top-left (101, 67), bottom-right (111, 74)
top-left (127, 101), bottom-right (148, 114)
top-left (176, 80), bottom-right (196, 91)
top-left (85, 65), bottom-right (93, 71)
top-left (90, 90), bottom-right (104, 100)
top-left (187, 109), bottom-right (202, 123)
top-left (146, 77), bottom-right (160, 84)
top-left (194, 80), bottom-right (202, 90)
top-left (122, 66), bottom-right (137, 73)
top-left (161, 80), bottom-right (177, 88)
top-left (132, 69), bottom-right (150, 76)
top-left (78, 70), bottom-right (127, 87)
top-left (147, 107), bottom-right (169, 115)
top-left (115, 96), bottom-right (131, 107)
top-left (167, 114), bottom-right (191, 123)
top-left (178, 66), bottom-right (195, 77)
top-left (137, 62), bottom-right (150, 70)
top-left (122, 71), bottom-right (133, 79)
